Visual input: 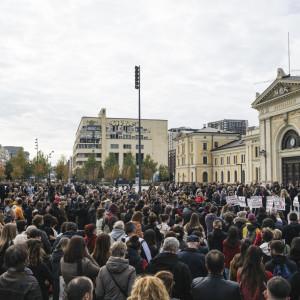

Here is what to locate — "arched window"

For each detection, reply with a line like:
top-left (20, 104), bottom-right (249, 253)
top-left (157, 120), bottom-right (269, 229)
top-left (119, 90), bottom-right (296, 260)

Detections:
top-left (227, 171), bottom-right (230, 183)
top-left (221, 171), bottom-right (224, 183)
top-left (282, 130), bottom-right (299, 150)
top-left (203, 171), bottom-right (208, 183)
top-left (234, 170), bottom-right (238, 183)
top-left (215, 171), bottom-right (218, 182)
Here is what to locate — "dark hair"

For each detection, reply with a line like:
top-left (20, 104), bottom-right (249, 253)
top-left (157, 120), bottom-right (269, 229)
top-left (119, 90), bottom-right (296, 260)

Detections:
top-left (96, 208), bottom-right (105, 220)
top-left (92, 233), bottom-right (111, 267)
top-left (66, 222), bottom-right (78, 232)
top-left (155, 271), bottom-right (174, 296)
top-left (64, 236), bottom-right (86, 263)
top-left (132, 211), bottom-right (143, 223)
top-left (290, 237), bottom-right (300, 260)
top-left (172, 225), bottom-right (184, 240)
top-left (262, 228), bottom-right (274, 243)
top-left (210, 206), bottom-right (217, 214)
top-left (262, 218), bottom-right (275, 229)
top-left (125, 222), bottom-right (136, 234)
top-left (225, 226), bottom-right (240, 247)
top-left (165, 231), bottom-right (177, 239)
top-left (27, 239), bottom-right (43, 267)
top-left (43, 214), bottom-right (54, 227)
top-left (144, 229), bottom-right (156, 247)
top-left (66, 276), bottom-right (93, 300)
top-left (32, 215), bottom-right (43, 227)
top-left (4, 244), bottom-right (28, 270)
top-left (270, 240), bottom-right (285, 254)
top-left (235, 239), bottom-right (252, 267)
top-left (240, 246), bottom-right (266, 296)
top-left (267, 276), bottom-right (291, 299)
top-left (126, 235), bottom-right (141, 250)
top-left (148, 213), bottom-right (157, 225)
top-left (16, 220), bottom-right (27, 233)
top-left (27, 228), bottom-right (41, 239)
top-left (289, 212), bottom-right (298, 222)
top-left (205, 250), bottom-right (224, 275)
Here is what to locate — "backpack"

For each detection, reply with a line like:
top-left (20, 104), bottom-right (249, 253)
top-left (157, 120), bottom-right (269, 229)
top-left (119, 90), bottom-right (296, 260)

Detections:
top-left (273, 263), bottom-right (292, 280)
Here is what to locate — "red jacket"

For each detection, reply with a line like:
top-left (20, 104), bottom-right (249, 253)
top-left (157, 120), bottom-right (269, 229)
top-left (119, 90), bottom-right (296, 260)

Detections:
top-left (223, 240), bottom-right (241, 268)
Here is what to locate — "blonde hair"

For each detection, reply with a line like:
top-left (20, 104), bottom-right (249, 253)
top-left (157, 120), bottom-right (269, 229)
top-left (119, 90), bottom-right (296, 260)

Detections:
top-left (128, 276), bottom-right (170, 300)
top-left (0, 223), bottom-right (17, 250)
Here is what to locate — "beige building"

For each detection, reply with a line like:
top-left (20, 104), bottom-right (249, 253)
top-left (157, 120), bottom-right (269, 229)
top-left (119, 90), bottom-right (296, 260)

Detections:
top-left (72, 108), bottom-right (168, 172)
top-left (176, 68), bottom-right (300, 185)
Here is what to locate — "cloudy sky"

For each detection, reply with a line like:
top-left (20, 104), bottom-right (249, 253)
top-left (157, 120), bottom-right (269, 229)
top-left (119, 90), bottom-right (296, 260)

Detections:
top-left (1, 0), bottom-right (300, 163)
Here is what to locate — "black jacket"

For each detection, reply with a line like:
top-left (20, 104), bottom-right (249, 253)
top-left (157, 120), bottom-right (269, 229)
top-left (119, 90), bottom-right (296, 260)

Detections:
top-left (265, 255), bottom-right (298, 276)
top-left (178, 248), bottom-right (207, 279)
top-left (282, 223), bottom-right (300, 246)
top-left (191, 274), bottom-right (241, 300)
top-left (207, 229), bottom-right (227, 252)
top-left (147, 252), bottom-right (192, 300)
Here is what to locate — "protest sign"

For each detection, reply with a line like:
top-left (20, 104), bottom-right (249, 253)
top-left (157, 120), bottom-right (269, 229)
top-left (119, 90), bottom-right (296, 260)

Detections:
top-left (237, 196), bottom-right (246, 207)
top-left (293, 196), bottom-right (299, 208)
top-left (226, 195), bottom-right (238, 206)
top-left (266, 197), bottom-right (274, 212)
top-left (273, 197), bottom-right (285, 211)
top-left (249, 196), bottom-right (262, 208)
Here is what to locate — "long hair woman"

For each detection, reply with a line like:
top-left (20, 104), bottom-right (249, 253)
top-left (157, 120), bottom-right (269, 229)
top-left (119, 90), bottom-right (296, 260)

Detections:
top-left (184, 213), bottom-right (205, 237)
top-left (128, 276), bottom-right (170, 300)
top-left (237, 245), bottom-right (272, 300)
top-left (27, 239), bottom-right (53, 300)
top-left (92, 233), bottom-right (111, 267)
top-left (61, 236), bottom-right (99, 285)
top-left (0, 223), bottom-right (16, 274)
top-left (131, 211), bottom-right (144, 238)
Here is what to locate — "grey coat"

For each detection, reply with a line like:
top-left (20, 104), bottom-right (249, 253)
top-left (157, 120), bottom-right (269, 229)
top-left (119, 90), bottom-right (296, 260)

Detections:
top-left (95, 256), bottom-right (136, 300)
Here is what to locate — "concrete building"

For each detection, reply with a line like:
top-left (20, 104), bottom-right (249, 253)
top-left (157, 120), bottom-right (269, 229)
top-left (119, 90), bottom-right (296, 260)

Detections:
top-left (208, 119), bottom-right (248, 135)
top-left (0, 145), bottom-right (9, 166)
top-left (3, 146), bottom-right (30, 160)
top-left (73, 108), bottom-right (168, 172)
top-left (176, 68), bottom-right (300, 185)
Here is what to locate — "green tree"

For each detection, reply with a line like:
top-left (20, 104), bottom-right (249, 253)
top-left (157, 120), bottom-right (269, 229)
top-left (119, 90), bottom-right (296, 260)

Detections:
top-left (84, 154), bottom-right (99, 182)
top-left (5, 160), bottom-right (13, 180)
top-left (141, 155), bottom-right (157, 182)
top-left (32, 151), bottom-right (49, 179)
top-left (55, 155), bottom-right (69, 181)
top-left (24, 161), bottom-right (34, 179)
top-left (159, 164), bottom-right (169, 182)
top-left (104, 153), bottom-right (119, 182)
top-left (11, 149), bottom-right (27, 180)
top-left (74, 167), bottom-right (85, 181)
top-left (122, 153), bottom-right (136, 181)
top-left (0, 164), bottom-right (5, 181)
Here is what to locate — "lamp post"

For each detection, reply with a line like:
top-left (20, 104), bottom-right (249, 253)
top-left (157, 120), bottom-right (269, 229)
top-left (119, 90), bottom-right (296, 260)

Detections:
top-left (34, 138), bottom-right (39, 163)
top-left (135, 65), bottom-right (142, 194)
top-left (47, 150), bottom-right (54, 183)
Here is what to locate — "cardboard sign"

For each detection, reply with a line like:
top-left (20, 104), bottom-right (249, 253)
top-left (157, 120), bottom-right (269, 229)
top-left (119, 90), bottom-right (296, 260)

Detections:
top-left (273, 197), bottom-right (285, 211)
top-left (293, 196), bottom-right (299, 208)
top-left (237, 196), bottom-right (246, 207)
top-left (266, 197), bottom-right (274, 212)
top-left (249, 196), bottom-right (262, 208)
top-left (226, 195), bottom-right (238, 206)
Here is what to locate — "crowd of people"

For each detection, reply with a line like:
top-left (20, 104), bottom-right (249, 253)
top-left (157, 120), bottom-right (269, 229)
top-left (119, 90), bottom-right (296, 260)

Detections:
top-left (0, 181), bottom-right (299, 300)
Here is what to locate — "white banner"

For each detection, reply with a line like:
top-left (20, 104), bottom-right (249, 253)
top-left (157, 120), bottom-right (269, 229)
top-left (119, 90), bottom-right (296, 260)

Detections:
top-left (266, 197), bottom-right (274, 212)
top-left (226, 195), bottom-right (238, 206)
top-left (238, 196), bottom-right (246, 207)
top-left (249, 196), bottom-right (263, 209)
top-left (273, 197), bottom-right (285, 211)
top-left (293, 196), bottom-right (299, 208)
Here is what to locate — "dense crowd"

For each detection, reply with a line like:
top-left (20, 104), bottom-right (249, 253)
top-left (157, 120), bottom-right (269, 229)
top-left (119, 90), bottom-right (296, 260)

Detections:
top-left (0, 181), bottom-right (300, 300)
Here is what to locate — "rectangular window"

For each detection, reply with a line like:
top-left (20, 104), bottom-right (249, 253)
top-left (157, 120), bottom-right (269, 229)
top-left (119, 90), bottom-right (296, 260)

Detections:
top-left (203, 143), bottom-right (207, 150)
top-left (111, 144), bottom-right (119, 149)
top-left (255, 146), bottom-right (259, 158)
top-left (214, 158), bottom-right (218, 165)
top-left (203, 156), bottom-right (208, 164)
top-left (123, 144), bottom-right (131, 149)
top-left (241, 154), bottom-right (245, 163)
top-left (234, 155), bottom-right (237, 164)
top-left (227, 156), bottom-right (230, 165)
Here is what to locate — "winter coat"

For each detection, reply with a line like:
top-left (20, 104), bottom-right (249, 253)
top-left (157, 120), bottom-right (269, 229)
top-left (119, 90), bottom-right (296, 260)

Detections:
top-left (265, 255), bottom-right (298, 276)
top-left (109, 228), bottom-right (126, 244)
top-left (95, 256), bottom-right (136, 300)
top-left (207, 229), bottom-right (227, 252)
top-left (60, 257), bottom-right (99, 285)
top-left (282, 222), bottom-right (300, 246)
top-left (147, 252), bottom-right (192, 300)
top-left (0, 267), bottom-right (42, 300)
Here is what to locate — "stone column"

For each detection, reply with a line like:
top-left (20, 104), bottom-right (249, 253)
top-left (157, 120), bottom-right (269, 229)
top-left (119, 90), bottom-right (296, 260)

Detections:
top-left (259, 118), bottom-right (267, 183)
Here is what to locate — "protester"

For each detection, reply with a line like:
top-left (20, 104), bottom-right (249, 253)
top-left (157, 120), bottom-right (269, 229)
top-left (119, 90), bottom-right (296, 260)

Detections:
top-left (0, 223), bottom-right (16, 274)
top-left (265, 276), bottom-right (291, 300)
top-left (92, 233), bottom-right (111, 267)
top-left (65, 276), bottom-right (94, 300)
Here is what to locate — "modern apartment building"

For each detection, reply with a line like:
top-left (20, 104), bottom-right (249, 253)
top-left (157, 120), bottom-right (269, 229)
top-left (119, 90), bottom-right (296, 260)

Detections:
top-left (72, 108), bottom-right (168, 171)
top-left (208, 119), bottom-right (248, 135)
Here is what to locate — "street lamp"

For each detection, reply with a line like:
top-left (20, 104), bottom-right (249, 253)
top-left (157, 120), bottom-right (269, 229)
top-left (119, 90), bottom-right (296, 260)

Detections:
top-left (34, 138), bottom-right (39, 163)
top-left (47, 150), bottom-right (54, 183)
top-left (135, 65), bottom-right (142, 194)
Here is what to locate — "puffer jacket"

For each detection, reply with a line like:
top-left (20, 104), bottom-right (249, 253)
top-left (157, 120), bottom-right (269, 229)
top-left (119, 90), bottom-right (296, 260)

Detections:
top-left (95, 256), bottom-right (136, 300)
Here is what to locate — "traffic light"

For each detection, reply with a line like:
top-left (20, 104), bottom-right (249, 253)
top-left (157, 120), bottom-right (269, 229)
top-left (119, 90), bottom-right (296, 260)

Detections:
top-left (135, 65), bottom-right (140, 89)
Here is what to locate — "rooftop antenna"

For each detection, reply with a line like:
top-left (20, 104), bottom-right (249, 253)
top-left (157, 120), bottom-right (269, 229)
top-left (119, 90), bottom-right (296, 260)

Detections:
top-left (288, 32), bottom-right (291, 75)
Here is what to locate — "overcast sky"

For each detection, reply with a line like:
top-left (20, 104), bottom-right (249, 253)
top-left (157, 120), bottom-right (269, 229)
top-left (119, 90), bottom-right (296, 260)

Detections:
top-left (1, 0), bottom-right (300, 163)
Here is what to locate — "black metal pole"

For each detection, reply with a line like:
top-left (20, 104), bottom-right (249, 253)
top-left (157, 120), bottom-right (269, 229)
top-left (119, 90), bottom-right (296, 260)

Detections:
top-left (138, 66), bottom-right (142, 195)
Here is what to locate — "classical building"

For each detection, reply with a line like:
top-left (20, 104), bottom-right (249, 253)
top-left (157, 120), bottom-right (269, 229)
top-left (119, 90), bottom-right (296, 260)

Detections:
top-left (208, 119), bottom-right (248, 135)
top-left (176, 68), bottom-right (300, 185)
top-left (72, 108), bottom-right (168, 171)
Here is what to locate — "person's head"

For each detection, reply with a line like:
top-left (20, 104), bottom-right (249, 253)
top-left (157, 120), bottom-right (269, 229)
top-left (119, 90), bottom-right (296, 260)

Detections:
top-left (162, 237), bottom-right (179, 254)
top-left (226, 226), bottom-right (240, 245)
top-left (84, 224), bottom-right (96, 238)
top-left (111, 241), bottom-right (127, 258)
top-left (270, 240), bottom-right (285, 256)
top-left (155, 271), bottom-right (174, 297)
top-left (16, 220), bottom-right (27, 233)
top-left (26, 226), bottom-right (42, 240)
top-left (290, 237), bottom-right (300, 258)
top-left (172, 225), bottom-right (184, 240)
top-left (64, 236), bottom-right (87, 263)
top-left (92, 233), bottom-right (111, 266)
top-left (144, 229), bottom-right (156, 247)
top-left (265, 276), bottom-right (291, 300)
top-left (289, 212), bottom-right (298, 223)
top-left (128, 276), bottom-right (170, 300)
top-left (272, 229), bottom-right (283, 241)
top-left (126, 235), bottom-right (141, 251)
top-left (4, 244), bottom-right (28, 271)
top-left (125, 222), bottom-right (136, 235)
top-left (55, 237), bottom-right (69, 252)
top-left (186, 234), bottom-right (200, 249)
top-left (65, 222), bottom-right (78, 232)
top-left (131, 211), bottom-right (143, 223)
top-left (205, 250), bottom-right (224, 275)
top-left (189, 213), bottom-right (200, 227)
top-left (113, 220), bottom-right (124, 230)
top-left (210, 206), bottom-right (217, 214)
top-left (32, 214), bottom-right (43, 227)
top-left (16, 198), bottom-right (22, 206)
top-left (26, 239), bottom-right (44, 266)
top-left (96, 208), bottom-right (105, 220)
top-left (148, 212), bottom-right (157, 225)
top-left (0, 223), bottom-right (17, 246)
top-left (160, 214), bottom-right (169, 223)
top-left (213, 219), bottom-right (222, 230)
top-left (66, 276), bottom-right (94, 300)
top-left (262, 228), bottom-right (274, 243)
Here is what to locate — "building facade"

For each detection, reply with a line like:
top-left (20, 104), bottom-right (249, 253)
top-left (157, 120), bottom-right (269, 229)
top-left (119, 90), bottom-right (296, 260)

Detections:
top-left (176, 68), bottom-right (300, 185)
top-left (207, 119), bottom-right (248, 135)
top-left (0, 145), bottom-right (9, 166)
top-left (72, 108), bottom-right (168, 171)
top-left (3, 146), bottom-right (30, 160)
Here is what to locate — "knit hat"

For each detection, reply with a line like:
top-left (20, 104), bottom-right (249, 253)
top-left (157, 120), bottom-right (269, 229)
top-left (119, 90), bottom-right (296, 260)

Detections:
top-left (248, 213), bottom-right (256, 222)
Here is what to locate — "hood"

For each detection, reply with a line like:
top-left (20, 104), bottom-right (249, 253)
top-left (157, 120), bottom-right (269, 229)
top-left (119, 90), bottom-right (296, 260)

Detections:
top-left (151, 252), bottom-right (178, 269)
top-left (106, 256), bottom-right (129, 273)
top-left (110, 228), bottom-right (125, 240)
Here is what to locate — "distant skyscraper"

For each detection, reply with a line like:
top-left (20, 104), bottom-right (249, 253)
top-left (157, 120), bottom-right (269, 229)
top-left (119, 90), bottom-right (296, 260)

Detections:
top-left (207, 119), bottom-right (248, 135)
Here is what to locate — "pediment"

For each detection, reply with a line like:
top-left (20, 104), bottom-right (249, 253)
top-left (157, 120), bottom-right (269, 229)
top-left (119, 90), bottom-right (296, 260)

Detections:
top-left (252, 77), bottom-right (300, 109)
